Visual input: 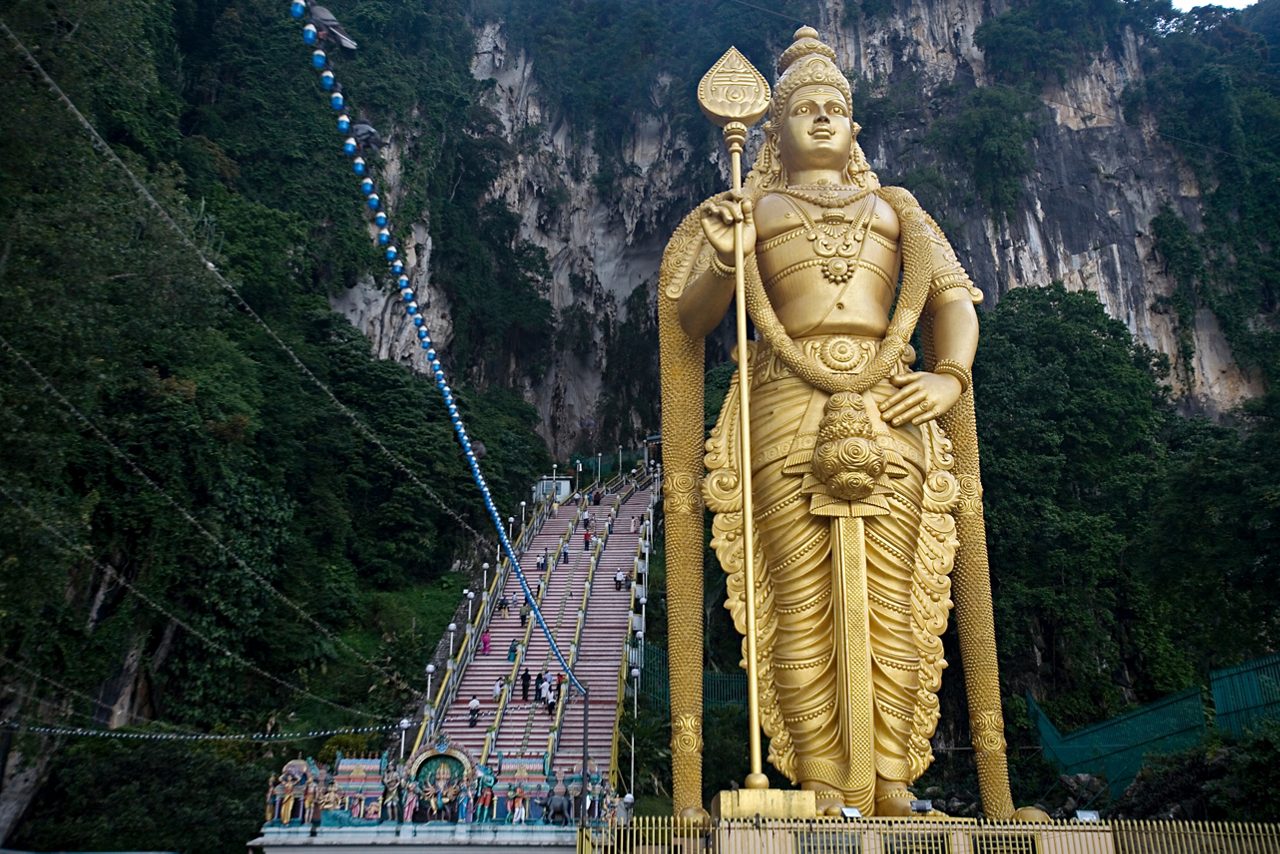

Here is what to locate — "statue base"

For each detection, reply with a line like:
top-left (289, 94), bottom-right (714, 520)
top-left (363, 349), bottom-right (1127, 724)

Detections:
top-left (710, 788), bottom-right (817, 820)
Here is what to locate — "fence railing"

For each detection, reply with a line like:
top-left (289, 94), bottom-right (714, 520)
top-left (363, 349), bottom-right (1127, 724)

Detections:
top-left (1212, 651), bottom-right (1280, 739)
top-left (576, 816), bottom-right (1280, 854)
top-left (481, 502), bottom-right (583, 766)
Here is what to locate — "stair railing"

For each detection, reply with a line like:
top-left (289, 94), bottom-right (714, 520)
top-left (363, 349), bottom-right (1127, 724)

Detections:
top-left (480, 505), bottom-right (580, 766)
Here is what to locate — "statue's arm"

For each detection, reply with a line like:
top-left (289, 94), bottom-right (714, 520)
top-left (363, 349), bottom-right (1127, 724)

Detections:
top-left (677, 265), bottom-right (735, 339)
top-left (676, 191), bottom-right (757, 339)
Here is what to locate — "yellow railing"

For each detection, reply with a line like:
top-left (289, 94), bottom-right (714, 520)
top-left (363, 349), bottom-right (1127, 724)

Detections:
top-left (607, 535), bottom-right (643, 792)
top-left (480, 505), bottom-right (578, 765)
top-left (545, 532), bottom-right (605, 765)
top-left (577, 816), bottom-right (1280, 854)
top-left (411, 491), bottom-right (555, 757)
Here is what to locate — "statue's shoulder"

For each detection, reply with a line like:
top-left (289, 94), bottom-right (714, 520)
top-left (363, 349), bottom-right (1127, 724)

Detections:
top-left (753, 191), bottom-right (796, 240)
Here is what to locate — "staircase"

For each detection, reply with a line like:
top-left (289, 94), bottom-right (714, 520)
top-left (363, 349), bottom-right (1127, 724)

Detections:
top-left (430, 480), bottom-right (655, 793)
top-left (435, 505), bottom-right (579, 760)
top-left (552, 487), bottom-right (650, 781)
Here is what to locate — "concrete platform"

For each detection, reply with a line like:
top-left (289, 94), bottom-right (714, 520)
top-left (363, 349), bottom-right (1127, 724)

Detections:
top-left (248, 824), bottom-right (576, 853)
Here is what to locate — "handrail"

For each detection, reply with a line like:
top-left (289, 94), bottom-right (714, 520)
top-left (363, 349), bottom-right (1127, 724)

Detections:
top-left (480, 504), bottom-right (579, 766)
top-left (604, 563), bottom-right (634, 793)
top-left (608, 534), bottom-right (643, 790)
top-left (411, 491), bottom-right (554, 755)
top-left (515, 530), bottom-right (596, 756)
top-left (543, 538), bottom-right (602, 772)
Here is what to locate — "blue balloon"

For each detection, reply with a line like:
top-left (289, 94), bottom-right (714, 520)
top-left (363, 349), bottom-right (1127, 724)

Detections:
top-left (385, 246), bottom-right (397, 261)
top-left (320, 70), bottom-right (335, 90)
top-left (367, 194), bottom-right (380, 210)
top-left (291, 0), bottom-right (306, 18)
top-left (421, 341), bottom-right (431, 350)
top-left (337, 114), bottom-right (351, 132)
top-left (343, 138), bottom-right (357, 155)
top-left (379, 230), bottom-right (391, 246)
top-left (330, 92), bottom-right (344, 110)
top-left (417, 329), bottom-right (428, 340)
top-left (401, 289), bottom-right (414, 301)
top-left (414, 317), bottom-right (424, 328)
top-left (426, 349), bottom-right (437, 360)
top-left (303, 24), bottom-right (318, 44)
top-left (312, 49), bottom-right (327, 69)
top-left (352, 157), bottom-right (366, 175)
top-left (436, 378), bottom-right (446, 388)
top-left (398, 276), bottom-right (410, 289)
top-left (360, 178), bottom-right (374, 195)
top-left (406, 303), bottom-right (417, 315)
top-left (376, 212), bottom-right (389, 227)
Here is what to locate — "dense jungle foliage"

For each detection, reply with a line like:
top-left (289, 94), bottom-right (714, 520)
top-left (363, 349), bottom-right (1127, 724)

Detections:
top-left (1, 0), bottom-right (1279, 846)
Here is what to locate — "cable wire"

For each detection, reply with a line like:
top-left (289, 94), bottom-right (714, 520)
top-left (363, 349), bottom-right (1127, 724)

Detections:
top-left (0, 18), bottom-right (487, 549)
top-left (0, 482), bottom-right (385, 721)
top-left (0, 333), bottom-right (409, 692)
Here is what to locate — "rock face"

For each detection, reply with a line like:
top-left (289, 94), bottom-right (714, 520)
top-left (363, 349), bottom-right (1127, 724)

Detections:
top-left (334, 0), bottom-right (1261, 455)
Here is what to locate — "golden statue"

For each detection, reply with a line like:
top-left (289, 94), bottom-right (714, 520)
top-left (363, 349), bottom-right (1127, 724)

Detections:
top-left (658, 26), bottom-right (1029, 819)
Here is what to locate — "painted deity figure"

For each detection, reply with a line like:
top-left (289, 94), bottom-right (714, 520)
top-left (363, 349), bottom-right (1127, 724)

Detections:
top-left (659, 27), bottom-right (1023, 818)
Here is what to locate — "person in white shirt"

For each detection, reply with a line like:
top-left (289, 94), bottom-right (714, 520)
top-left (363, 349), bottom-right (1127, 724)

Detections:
top-left (614, 569), bottom-right (626, 592)
top-left (468, 695), bottom-right (481, 727)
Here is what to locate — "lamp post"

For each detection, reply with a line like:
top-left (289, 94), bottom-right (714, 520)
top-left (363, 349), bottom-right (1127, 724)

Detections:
top-left (426, 663), bottom-right (436, 699)
top-left (520, 500), bottom-right (527, 529)
top-left (630, 667), bottom-right (641, 794)
top-left (636, 630), bottom-right (644, 665)
top-left (448, 622), bottom-right (458, 657)
top-left (575, 460), bottom-right (582, 495)
top-left (399, 717), bottom-right (412, 761)
top-left (482, 562), bottom-right (490, 596)
top-left (596, 452), bottom-right (602, 485)
top-left (552, 463), bottom-right (558, 502)
top-left (466, 589), bottom-right (475, 625)
top-left (639, 596), bottom-right (648, 634)
top-left (617, 445), bottom-right (622, 475)
top-left (507, 515), bottom-right (515, 544)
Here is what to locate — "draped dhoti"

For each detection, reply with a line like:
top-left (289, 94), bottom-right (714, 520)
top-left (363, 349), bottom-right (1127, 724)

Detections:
top-left (706, 337), bottom-right (959, 814)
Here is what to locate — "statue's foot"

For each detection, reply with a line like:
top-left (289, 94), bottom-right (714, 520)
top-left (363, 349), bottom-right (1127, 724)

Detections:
top-left (801, 781), bottom-right (845, 817)
top-left (873, 781), bottom-right (915, 817)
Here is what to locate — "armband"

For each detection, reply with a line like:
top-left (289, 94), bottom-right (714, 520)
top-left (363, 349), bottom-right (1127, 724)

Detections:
top-left (710, 254), bottom-right (735, 279)
top-left (933, 359), bottom-right (972, 394)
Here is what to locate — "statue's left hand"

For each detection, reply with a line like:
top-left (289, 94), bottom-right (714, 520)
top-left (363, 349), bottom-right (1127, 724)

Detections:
top-left (882, 371), bottom-right (963, 426)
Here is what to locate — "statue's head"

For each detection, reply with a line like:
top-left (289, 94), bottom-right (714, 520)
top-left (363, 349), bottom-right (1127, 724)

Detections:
top-left (749, 27), bottom-right (875, 193)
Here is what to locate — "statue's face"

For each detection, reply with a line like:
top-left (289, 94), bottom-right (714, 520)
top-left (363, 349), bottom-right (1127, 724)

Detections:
top-left (776, 84), bottom-right (853, 174)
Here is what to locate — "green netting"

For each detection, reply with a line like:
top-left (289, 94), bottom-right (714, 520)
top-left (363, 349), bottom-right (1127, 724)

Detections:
top-left (639, 645), bottom-right (746, 710)
top-left (1027, 688), bottom-right (1208, 797)
top-left (1211, 652), bottom-right (1280, 738)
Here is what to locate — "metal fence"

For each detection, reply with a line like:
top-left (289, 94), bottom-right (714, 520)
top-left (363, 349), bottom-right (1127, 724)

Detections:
top-left (577, 817), bottom-right (1280, 854)
top-left (1211, 652), bottom-right (1280, 739)
top-left (639, 645), bottom-right (746, 710)
top-left (1027, 689), bottom-right (1207, 798)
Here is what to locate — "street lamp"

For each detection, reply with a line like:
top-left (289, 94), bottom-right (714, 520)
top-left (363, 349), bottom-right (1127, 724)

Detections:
top-left (520, 500), bottom-right (527, 528)
top-left (596, 452), bottom-right (602, 484)
top-left (482, 562), bottom-right (490, 595)
top-left (639, 596), bottom-right (648, 633)
top-left (425, 663), bottom-right (436, 699)
top-left (575, 460), bottom-right (582, 494)
top-left (552, 463), bottom-right (558, 501)
top-left (630, 667), bottom-right (641, 794)
top-left (399, 717), bottom-right (412, 761)
top-left (617, 445), bottom-right (622, 475)
top-left (465, 589), bottom-right (475, 625)
top-left (448, 622), bottom-right (458, 656)
top-left (507, 515), bottom-right (515, 543)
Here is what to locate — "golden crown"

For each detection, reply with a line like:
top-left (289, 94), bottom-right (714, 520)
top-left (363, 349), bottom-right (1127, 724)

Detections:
top-left (769, 26), bottom-right (852, 126)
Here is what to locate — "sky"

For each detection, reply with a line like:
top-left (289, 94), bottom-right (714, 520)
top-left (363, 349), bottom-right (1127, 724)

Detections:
top-left (1171, 0), bottom-right (1255, 8)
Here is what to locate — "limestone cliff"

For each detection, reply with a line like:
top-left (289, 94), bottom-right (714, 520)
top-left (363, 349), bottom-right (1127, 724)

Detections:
top-left (334, 0), bottom-right (1262, 456)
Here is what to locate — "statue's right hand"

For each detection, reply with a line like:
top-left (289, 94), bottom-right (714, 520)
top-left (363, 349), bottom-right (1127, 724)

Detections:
top-left (700, 190), bottom-right (756, 266)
